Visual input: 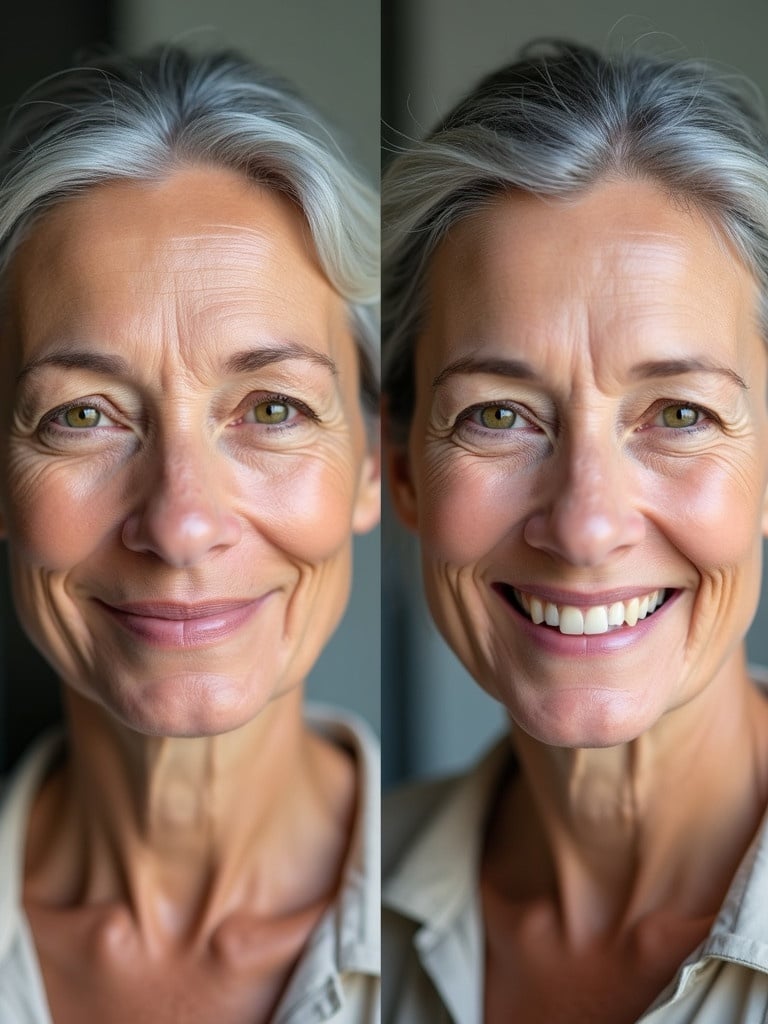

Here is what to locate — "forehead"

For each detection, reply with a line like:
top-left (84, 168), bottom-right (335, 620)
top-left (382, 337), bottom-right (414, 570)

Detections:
top-left (422, 179), bottom-right (760, 373)
top-left (6, 165), bottom-right (350, 363)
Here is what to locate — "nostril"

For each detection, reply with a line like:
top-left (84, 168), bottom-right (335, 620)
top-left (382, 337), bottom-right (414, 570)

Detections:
top-left (523, 499), bottom-right (645, 566)
top-left (121, 488), bottom-right (242, 566)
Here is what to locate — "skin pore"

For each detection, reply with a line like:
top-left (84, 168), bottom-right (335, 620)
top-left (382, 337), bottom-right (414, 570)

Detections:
top-left (389, 179), bottom-right (768, 1022)
top-left (0, 166), bottom-right (379, 1024)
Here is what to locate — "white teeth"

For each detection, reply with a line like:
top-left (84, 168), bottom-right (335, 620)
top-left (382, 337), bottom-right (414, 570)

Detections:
top-left (559, 607), bottom-right (584, 635)
top-left (512, 588), bottom-right (667, 636)
top-left (624, 597), bottom-right (640, 627)
top-left (584, 605), bottom-right (609, 635)
top-left (607, 602), bottom-right (624, 626)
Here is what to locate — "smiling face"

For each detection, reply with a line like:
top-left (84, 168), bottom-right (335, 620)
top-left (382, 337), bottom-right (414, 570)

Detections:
top-left (0, 166), bottom-right (379, 737)
top-left (390, 179), bottom-right (768, 748)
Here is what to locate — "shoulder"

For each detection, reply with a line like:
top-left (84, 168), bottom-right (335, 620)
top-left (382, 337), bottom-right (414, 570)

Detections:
top-left (381, 742), bottom-right (512, 1023)
top-left (382, 774), bottom-right (463, 1024)
top-left (383, 738), bottom-right (512, 882)
top-left (0, 732), bottom-right (64, 1021)
top-left (382, 773), bottom-right (458, 877)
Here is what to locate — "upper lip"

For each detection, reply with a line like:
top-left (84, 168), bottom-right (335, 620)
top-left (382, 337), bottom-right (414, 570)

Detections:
top-left (99, 599), bottom-right (257, 620)
top-left (495, 583), bottom-right (672, 606)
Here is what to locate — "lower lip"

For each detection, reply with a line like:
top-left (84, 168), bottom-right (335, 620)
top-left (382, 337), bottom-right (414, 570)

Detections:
top-left (99, 600), bottom-right (265, 648)
top-left (495, 587), bottom-right (681, 656)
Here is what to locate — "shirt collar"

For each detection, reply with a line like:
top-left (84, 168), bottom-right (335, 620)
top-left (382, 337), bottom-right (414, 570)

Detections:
top-left (382, 738), bottom-right (510, 936)
top-left (306, 704), bottom-right (380, 976)
top-left (273, 705), bottom-right (380, 1023)
top-left (701, 796), bottom-right (768, 966)
top-left (0, 730), bottom-right (64, 961)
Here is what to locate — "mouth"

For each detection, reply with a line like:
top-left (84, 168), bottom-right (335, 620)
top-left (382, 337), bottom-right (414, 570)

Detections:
top-left (496, 585), bottom-right (671, 637)
top-left (96, 597), bottom-right (266, 648)
top-left (105, 600), bottom-right (257, 619)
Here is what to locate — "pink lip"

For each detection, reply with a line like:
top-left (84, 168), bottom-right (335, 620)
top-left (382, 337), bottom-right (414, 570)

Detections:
top-left (494, 585), bottom-right (681, 656)
top-left (97, 598), bottom-right (265, 648)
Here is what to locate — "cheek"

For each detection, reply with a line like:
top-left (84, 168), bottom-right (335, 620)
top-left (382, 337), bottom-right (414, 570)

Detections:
top-left (239, 451), bottom-right (360, 564)
top-left (649, 454), bottom-right (766, 574)
top-left (3, 459), bottom-right (119, 570)
top-left (418, 449), bottom-right (529, 565)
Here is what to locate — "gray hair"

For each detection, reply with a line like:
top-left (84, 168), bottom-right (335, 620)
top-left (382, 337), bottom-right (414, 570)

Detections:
top-left (383, 40), bottom-right (768, 441)
top-left (0, 45), bottom-right (379, 413)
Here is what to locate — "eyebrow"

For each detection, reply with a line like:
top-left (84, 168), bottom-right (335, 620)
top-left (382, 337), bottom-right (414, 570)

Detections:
top-left (224, 343), bottom-right (337, 377)
top-left (16, 341), bottom-right (338, 385)
top-left (628, 358), bottom-right (748, 390)
top-left (15, 350), bottom-right (128, 384)
top-left (432, 354), bottom-right (748, 390)
top-left (432, 356), bottom-right (537, 389)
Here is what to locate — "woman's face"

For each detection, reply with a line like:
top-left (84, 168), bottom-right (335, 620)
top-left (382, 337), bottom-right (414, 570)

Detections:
top-left (391, 179), bottom-right (768, 748)
top-left (0, 166), bottom-right (379, 736)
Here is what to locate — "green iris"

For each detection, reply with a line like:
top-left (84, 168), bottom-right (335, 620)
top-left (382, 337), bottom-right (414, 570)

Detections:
top-left (253, 400), bottom-right (290, 425)
top-left (64, 406), bottom-right (101, 428)
top-left (661, 404), bottom-right (699, 428)
top-left (480, 406), bottom-right (517, 429)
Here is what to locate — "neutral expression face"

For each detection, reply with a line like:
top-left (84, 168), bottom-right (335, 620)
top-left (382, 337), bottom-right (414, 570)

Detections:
top-left (0, 166), bottom-right (379, 736)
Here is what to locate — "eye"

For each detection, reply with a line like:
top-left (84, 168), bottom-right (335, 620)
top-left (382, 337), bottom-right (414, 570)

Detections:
top-left (239, 393), bottom-right (318, 430)
top-left (656, 403), bottom-right (704, 429)
top-left (460, 403), bottom-right (531, 431)
top-left (42, 402), bottom-right (118, 433)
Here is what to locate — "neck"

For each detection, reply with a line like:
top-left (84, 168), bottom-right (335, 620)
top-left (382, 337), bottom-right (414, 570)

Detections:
top-left (486, 650), bottom-right (768, 946)
top-left (26, 687), bottom-right (356, 951)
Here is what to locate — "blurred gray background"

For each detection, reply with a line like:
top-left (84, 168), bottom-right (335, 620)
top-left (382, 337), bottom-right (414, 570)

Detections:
top-left (382, 0), bottom-right (768, 787)
top-left (0, 0), bottom-right (380, 771)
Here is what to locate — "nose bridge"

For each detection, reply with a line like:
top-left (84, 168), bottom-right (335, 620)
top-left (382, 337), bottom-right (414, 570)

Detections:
top-left (122, 423), bottom-right (240, 566)
top-left (564, 431), bottom-right (617, 518)
top-left (526, 421), bottom-right (644, 565)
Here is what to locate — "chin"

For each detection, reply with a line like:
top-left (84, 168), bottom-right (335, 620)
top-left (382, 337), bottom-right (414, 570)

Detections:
top-left (508, 685), bottom-right (665, 750)
top-left (90, 670), bottom-right (278, 738)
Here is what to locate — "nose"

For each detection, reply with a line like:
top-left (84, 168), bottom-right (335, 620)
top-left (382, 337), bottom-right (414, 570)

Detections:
top-left (122, 438), bottom-right (242, 568)
top-left (523, 437), bottom-right (645, 566)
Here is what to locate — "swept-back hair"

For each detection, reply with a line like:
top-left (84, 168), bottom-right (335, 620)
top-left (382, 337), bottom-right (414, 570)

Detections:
top-left (0, 46), bottom-right (379, 412)
top-left (383, 40), bottom-right (768, 439)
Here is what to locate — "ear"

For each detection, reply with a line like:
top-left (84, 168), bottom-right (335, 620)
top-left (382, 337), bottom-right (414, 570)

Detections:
top-left (385, 438), bottom-right (419, 533)
top-left (352, 442), bottom-right (382, 535)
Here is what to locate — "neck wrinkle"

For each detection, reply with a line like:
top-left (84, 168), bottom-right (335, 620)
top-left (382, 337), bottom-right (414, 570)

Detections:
top-left (497, 650), bottom-right (768, 947)
top-left (48, 684), bottom-right (342, 948)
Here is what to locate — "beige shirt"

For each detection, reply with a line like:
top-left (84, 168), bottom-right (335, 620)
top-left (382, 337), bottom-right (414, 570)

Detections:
top-left (382, 739), bottom-right (768, 1024)
top-left (0, 707), bottom-right (380, 1024)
